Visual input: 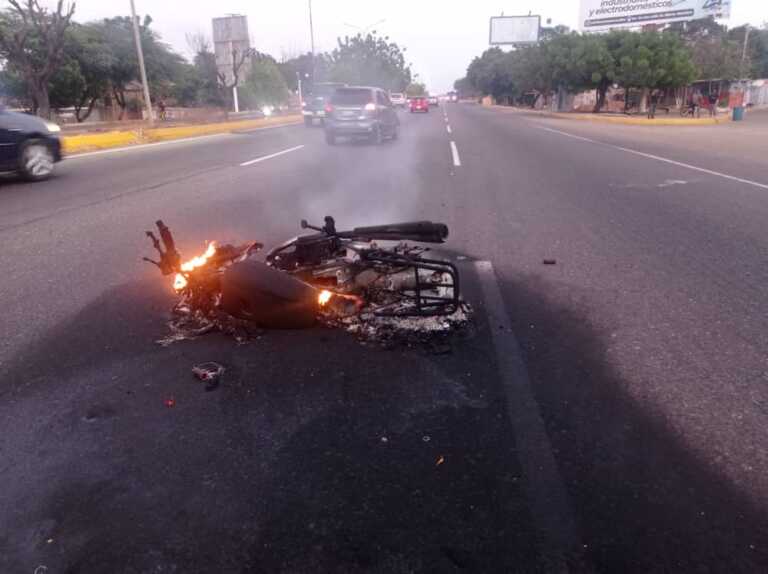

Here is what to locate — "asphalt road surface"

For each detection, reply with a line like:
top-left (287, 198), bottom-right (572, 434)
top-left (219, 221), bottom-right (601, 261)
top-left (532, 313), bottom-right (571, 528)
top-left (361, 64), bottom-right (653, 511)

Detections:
top-left (2, 105), bottom-right (768, 573)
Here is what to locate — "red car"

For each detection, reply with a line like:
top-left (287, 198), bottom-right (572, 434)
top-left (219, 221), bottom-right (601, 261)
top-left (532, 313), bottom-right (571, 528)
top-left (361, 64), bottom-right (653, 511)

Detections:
top-left (410, 97), bottom-right (429, 113)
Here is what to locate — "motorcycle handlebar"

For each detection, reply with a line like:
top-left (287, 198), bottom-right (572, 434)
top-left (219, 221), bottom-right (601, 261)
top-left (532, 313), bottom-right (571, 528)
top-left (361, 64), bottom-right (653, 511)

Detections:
top-left (342, 221), bottom-right (449, 244)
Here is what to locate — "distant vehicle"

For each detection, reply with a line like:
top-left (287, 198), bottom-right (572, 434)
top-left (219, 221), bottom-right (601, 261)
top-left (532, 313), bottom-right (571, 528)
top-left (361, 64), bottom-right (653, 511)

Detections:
top-left (0, 108), bottom-right (62, 181)
top-left (324, 86), bottom-right (400, 145)
top-left (390, 93), bottom-right (407, 108)
top-left (428, 96), bottom-right (439, 107)
top-left (410, 97), bottom-right (429, 113)
top-left (447, 91), bottom-right (458, 103)
top-left (303, 82), bottom-right (345, 126)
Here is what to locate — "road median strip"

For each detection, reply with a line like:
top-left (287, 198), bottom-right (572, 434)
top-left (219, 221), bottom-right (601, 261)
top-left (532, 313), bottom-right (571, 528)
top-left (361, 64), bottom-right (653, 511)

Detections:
top-left (62, 115), bottom-right (302, 155)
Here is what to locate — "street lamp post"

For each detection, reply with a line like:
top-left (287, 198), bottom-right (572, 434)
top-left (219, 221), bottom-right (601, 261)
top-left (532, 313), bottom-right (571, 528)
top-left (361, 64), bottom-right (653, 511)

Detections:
top-left (129, 0), bottom-right (154, 125)
top-left (297, 71), bottom-right (303, 108)
top-left (308, 0), bottom-right (316, 81)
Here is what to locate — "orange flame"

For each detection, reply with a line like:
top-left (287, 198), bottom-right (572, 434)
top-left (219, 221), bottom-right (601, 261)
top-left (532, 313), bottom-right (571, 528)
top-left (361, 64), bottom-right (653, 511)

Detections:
top-left (318, 290), bottom-right (333, 306)
top-left (173, 242), bottom-right (217, 291)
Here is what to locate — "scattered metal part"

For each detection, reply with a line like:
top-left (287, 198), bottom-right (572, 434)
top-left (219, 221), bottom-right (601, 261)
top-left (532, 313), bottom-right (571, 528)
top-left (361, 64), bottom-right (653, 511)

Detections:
top-left (192, 362), bottom-right (226, 392)
top-left (543, 259), bottom-right (557, 265)
top-left (436, 455), bottom-right (446, 467)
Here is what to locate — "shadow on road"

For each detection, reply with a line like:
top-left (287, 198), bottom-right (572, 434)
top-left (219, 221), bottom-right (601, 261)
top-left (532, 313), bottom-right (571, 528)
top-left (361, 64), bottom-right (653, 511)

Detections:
top-left (499, 274), bottom-right (768, 573)
top-left (0, 273), bottom-right (538, 573)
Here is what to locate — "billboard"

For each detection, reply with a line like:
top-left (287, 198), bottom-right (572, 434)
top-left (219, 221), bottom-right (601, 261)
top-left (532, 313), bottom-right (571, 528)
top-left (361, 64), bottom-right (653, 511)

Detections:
top-left (490, 16), bottom-right (541, 45)
top-left (213, 15), bottom-right (251, 87)
top-left (580, 0), bottom-right (731, 31)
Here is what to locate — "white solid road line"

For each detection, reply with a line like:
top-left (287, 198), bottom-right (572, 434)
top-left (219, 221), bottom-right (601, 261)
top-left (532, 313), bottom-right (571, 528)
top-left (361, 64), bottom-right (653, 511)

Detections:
top-left (240, 145), bottom-right (305, 167)
top-left (475, 261), bottom-right (581, 572)
top-left (450, 141), bottom-right (461, 167)
top-left (540, 126), bottom-right (768, 191)
top-left (66, 122), bottom-right (302, 160)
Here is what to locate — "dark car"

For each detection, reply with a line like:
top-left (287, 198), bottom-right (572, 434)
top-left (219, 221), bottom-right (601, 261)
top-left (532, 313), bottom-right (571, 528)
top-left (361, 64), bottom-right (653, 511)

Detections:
top-left (303, 82), bottom-right (346, 127)
top-left (0, 108), bottom-right (62, 180)
top-left (324, 87), bottom-right (400, 145)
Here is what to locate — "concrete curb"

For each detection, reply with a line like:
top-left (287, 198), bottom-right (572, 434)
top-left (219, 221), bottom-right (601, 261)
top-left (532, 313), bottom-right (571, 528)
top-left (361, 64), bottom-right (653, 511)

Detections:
top-left (62, 115), bottom-right (302, 155)
top-left (487, 105), bottom-right (727, 126)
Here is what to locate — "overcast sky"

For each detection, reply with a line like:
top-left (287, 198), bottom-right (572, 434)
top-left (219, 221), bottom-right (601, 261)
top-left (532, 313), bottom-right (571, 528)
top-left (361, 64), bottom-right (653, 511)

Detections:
top-left (59, 1), bottom-right (768, 93)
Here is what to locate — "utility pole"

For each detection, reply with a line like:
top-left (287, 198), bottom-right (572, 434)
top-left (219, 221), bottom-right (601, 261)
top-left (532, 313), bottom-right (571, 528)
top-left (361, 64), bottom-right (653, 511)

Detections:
top-left (130, 0), bottom-right (154, 126)
top-left (309, 0), bottom-right (316, 81)
top-left (741, 25), bottom-right (752, 79)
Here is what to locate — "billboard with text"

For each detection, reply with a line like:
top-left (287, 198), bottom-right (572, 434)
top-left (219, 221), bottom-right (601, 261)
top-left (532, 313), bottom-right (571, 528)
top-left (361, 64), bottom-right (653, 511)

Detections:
top-left (489, 16), bottom-right (541, 45)
top-left (580, 0), bottom-right (731, 31)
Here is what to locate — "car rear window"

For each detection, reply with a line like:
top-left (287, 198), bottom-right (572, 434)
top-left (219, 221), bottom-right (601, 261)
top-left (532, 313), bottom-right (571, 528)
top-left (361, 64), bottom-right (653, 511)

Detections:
top-left (313, 84), bottom-right (343, 97)
top-left (332, 89), bottom-right (373, 106)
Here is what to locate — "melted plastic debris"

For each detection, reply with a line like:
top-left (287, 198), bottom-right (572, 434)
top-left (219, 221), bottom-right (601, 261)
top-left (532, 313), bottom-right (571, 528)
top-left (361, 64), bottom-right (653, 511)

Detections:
top-left (322, 302), bottom-right (474, 349)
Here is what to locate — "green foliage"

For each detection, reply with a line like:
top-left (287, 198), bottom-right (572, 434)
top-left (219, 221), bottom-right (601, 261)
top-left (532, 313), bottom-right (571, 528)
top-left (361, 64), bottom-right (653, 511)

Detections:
top-left (673, 18), bottom-right (762, 80)
top-left (278, 52), bottom-right (314, 92)
top-left (0, 0), bottom-right (75, 117)
top-left (405, 82), bottom-right (426, 97)
top-left (50, 23), bottom-right (114, 120)
top-left (750, 26), bottom-right (768, 78)
top-left (97, 16), bottom-right (190, 104)
top-left (461, 29), bottom-right (696, 110)
top-left (614, 31), bottom-right (696, 89)
top-left (327, 32), bottom-right (412, 91)
top-left (242, 54), bottom-right (290, 108)
top-left (453, 76), bottom-right (477, 98)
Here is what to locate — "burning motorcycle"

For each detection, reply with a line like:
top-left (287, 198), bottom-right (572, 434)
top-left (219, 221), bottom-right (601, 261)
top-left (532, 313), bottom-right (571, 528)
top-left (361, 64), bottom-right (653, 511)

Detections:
top-left (144, 216), bottom-right (468, 343)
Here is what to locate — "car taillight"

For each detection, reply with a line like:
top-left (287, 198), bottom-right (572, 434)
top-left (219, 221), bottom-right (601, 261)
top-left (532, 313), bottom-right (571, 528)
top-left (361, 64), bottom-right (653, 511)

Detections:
top-left (364, 102), bottom-right (376, 111)
top-left (325, 104), bottom-right (334, 114)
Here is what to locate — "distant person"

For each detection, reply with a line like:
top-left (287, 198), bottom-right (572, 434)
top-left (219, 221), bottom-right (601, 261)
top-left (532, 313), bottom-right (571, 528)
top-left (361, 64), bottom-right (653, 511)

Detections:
top-left (158, 99), bottom-right (167, 121)
top-left (708, 92), bottom-right (718, 117)
top-left (690, 91), bottom-right (701, 118)
top-left (648, 90), bottom-right (660, 119)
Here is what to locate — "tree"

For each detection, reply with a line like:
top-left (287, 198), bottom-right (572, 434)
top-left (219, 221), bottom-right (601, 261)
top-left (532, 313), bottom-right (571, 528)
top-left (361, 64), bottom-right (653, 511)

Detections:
top-left (241, 53), bottom-right (289, 109)
top-left (405, 82), bottom-right (426, 97)
top-left (97, 16), bottom-right (191, 118)
top-left (749, 25), bottom-right (768, 78)
top-left (328, 32), bottom-right (412, 91)
top-left (278, 52), bottom-right (314, 92)
top-left (216, 44), bottom-right (253, 109)
top-left (49, 22), bottom-right (113, 121)
top-left (466, 47), bottom-right (520, 103)
top-left (614, 31), bottom-right (696, 97)
top-left (453, 76), bottom-right (477, 99)
top-left (186, 33), bottom-right (224, 107)
top-left (0, 0), bottom-right (75, 118)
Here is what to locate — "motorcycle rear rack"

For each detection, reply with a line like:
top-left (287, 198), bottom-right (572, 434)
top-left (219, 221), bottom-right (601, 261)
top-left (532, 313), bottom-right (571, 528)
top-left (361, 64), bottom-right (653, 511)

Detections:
top-left (362, 250), bottom-right (461, 317)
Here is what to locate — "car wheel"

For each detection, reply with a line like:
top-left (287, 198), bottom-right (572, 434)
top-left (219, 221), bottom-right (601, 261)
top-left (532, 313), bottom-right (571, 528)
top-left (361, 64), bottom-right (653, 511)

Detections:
top-left (325, 131), bottom-right (336, 145)
top-left (370, 125), bottom-right (383, 145)
top-left (304, 117), bottom-right (314, 127)
top-left (19, 139), bottom-right (55, 181)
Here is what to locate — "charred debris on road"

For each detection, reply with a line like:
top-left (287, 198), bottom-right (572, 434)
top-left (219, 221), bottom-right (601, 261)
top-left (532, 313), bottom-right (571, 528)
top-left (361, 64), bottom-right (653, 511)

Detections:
top-left (143, 217), bottom-right (472, 349)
